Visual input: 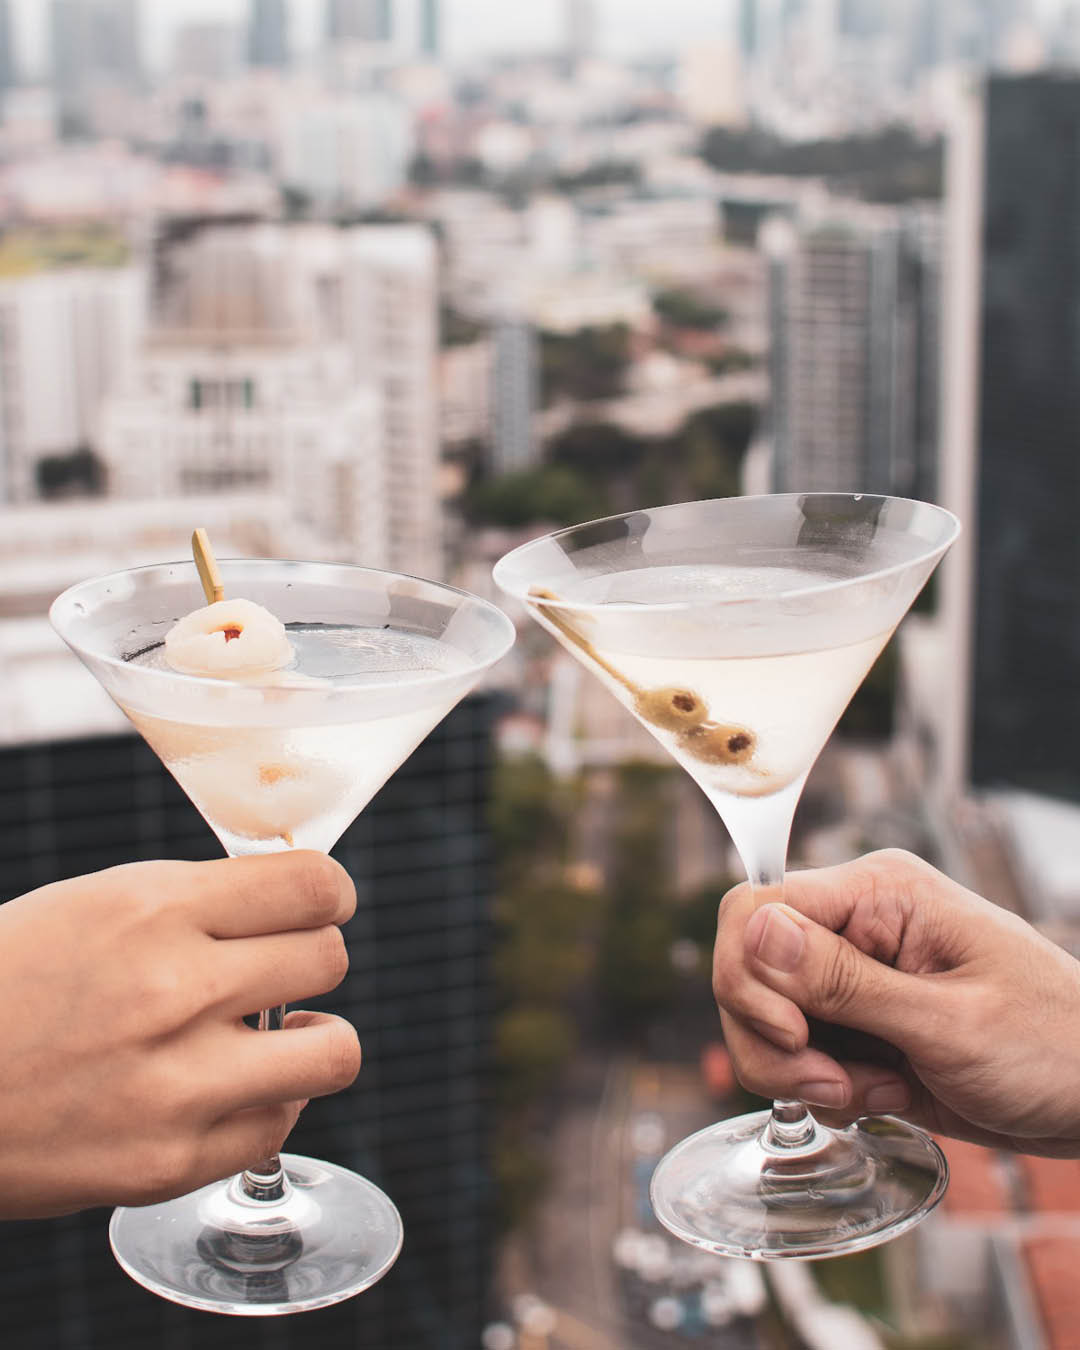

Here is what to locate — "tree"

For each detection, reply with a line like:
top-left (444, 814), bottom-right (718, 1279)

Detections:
top-left (36, 447), bottom-right (105, 499)
top-left (465, 464), bottom-right (608, 529)
top-left (540, 325), bottom-right (632, 405)
top-left (700, 124), bottom-right (943, 203)
top-left (597, 763), bottom-right (678, 1028)
top-left (653, 288), bottom-right (729, 331)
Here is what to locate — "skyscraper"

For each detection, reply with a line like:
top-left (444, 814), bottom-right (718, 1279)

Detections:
top-left (113, 222), bottom-right (441, 580)
top-left (565, 0), bottom-right (595, 62)
top-left (248, 0), bottom-right (289, 67)
top-left (492, 317), bottom-right (539, 475)
top-left (0, 1), bottom-right (16, 95)
top-left (50, 0), bottom-right (141, 130)
top-left (766, 202), bottom-right (940, 500)
top-left (326, 0), bottom-right (392, 42)
top-left (0, 694), bottom-right (500, 1349)
top-left (419, 0), bottom-right (439, 57)
top-left (940, 75), bottom-right (1080, 800)
top-left (739, 0), bottom-right (757, 59)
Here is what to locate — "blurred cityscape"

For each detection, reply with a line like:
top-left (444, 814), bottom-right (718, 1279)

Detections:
top-left (0, 0), bottom-right (1079, 1347)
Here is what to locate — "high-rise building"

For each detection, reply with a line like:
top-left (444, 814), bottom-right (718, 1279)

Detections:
top-left (565, 0), bottom-right (595, 62)
top-left (171, 23), bottom-right (244, 80)
top-left (50, 0), bottom-right (141, 130)
top-left (108, 222), bottom-right (441, 579)
top-left (326, 0), bottom-right (392, 42)
top-left (331, 226), bottom-right (441, 578)
top-left (99, 228), bottom-right (387, 566)
top-left (0, 1), bottom-right (16, 96)
top-left (491, 317), bottom-right (538, 475)
top-left (765, 200), bottom-right (940, 500)
top-left (938, 75), bottom-right (1080, 802)
top-left (0, 267), bottom-right (147, 503)
top-left (739, 0), bottom-right (758, 59)
top-left (0, 693), bottom-right (500, 1349)
top-left (678, 39), bottom-right (746, 127)
top-left (419, 0), bottom-right (439, 58)
top-left (248, 0), bottom-right (289, 67)
top-left (279, 92), bottom-right (414, 211)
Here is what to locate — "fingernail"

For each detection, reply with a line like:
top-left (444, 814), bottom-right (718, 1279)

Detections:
top-left (797, 1081), bottom-right (847, 1109)
top-left (865, 1082), bottom-right (910, 1113)
top-left (751, 905), bottom-right (805, 973)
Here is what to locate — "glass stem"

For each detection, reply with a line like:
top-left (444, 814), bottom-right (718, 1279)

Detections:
top-left (241, 1003), bottom-right (288, 1202)
top-left (721, 774), bottom-right (818, 1152)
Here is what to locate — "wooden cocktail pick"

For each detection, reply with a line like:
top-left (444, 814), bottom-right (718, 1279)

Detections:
top-left (192, 528), bottom-right (225, 605)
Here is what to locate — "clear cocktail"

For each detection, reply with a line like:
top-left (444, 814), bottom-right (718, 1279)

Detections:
top-left (51, 559), bottom-right (515, 1314)
top-left (495, 494), bottom-right (959, 1260)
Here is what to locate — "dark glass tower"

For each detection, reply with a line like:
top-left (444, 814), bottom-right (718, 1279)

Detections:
top-left (0, 1), bottom-right (16, 95)
top-left (326, 0), bottom-right (393, 42)
top-left (50, 0), bottom-right (141, 133)
top-left (419, 0), bottom-right (439, 57)
top-left (0, 695), bottom-right (500, 1348)
top-left (248, 0), bottom-right (289, 67)
top-left (971, 74), bottom-right (1080, 798)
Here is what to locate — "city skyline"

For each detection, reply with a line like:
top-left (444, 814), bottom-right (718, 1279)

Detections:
top-left (7, 0), bottom-right (746, 72)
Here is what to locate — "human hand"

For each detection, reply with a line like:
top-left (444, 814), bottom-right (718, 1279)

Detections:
top-left (0, 852), bottom-right (362, 1218)
top-left (712, 849), bottom-right (1080, 1157)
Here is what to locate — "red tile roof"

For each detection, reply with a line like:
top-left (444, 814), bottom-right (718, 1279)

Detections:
top-left (1019, 1156), bottom-right (1080, 1214)
top-left (937, 1137), bottom-right (1011, 1216)
top-left (1024, 1237), bottom-right (1080, 1350)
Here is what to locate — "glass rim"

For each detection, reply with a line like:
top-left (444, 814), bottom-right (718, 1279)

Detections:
top-left (492, 492), bottom-right (962, 614)
top-left (50, 557), bottom-right (517, 698)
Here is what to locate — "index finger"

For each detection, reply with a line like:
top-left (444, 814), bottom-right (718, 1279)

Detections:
top-left (767, 851), bottom-right (967, 966)
top-left (189, 853), bottom-right (356, 938)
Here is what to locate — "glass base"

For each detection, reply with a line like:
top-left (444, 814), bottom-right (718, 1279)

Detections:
top-left (109, 1153), bottom-right (403, 1315)
top-left (649, 1110), bottom-right (948, 1261)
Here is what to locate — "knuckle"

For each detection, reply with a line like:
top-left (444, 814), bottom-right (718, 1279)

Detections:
top-left (869, 847), bottom-right (925, 875)
top-left (819, 939), bottom-right (862, 1017)
top-left (130, 959), bottom-right (190, 1032)
top-left (717, 881), bottom-right (753, 928)
top-left (131, 1135), bottom-right (199, 1204)
top-left (321, 1020), bottom-right (362, 1092)
top-left (292, 852), bottom-right (351, 927)
top-left (731, 1058), bottom-right (772, 1100)
top-left (315, 924), bottom-right (349, 990)
top-left (712, 945), bottom-right (737, 1005)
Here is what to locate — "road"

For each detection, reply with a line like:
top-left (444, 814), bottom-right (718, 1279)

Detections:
top-left (498, 1051), bottom-right (772, 1349)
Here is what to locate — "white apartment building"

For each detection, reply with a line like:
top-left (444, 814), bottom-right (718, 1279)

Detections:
top-left (439, 339), bottom-right (492, 450)
top-left (0, 266), bottom-right (146, 503)
top-left (333, 226), bottom-right (440, 577)
top-left (107, 221), bottom-right (440, 577)
top-left (278, 94), bottom-right (414, 212)
top-left (99, 338), bottom-right (387, 568)
top-left (580, 196), bottom-right (722, 281)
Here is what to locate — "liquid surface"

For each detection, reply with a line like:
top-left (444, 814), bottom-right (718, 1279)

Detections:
top-left (122, 623), bottom-right (473, 854)
top-left (132, 623), bottom-right (471, 685)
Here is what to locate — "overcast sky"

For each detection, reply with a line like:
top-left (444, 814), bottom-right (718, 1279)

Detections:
top-left (8, 0), bottom-right (741, 74)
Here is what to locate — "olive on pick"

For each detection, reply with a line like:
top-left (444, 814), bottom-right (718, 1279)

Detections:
top-left (678, 722), bottom-right (756, 766)
top-left (633, 686), bottom-right (709, 733)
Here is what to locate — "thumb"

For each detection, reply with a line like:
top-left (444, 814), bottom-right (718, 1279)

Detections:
top-left (744, 903), bottom-right (950, 1060)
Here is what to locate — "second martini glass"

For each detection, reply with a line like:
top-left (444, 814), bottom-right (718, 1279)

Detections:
top-left (494, 493), bottom-right (959, 1260)
top-left (50, 559), bottom-right (515, 1314)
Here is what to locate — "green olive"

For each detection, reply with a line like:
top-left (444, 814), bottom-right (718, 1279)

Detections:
top-left (677, 722), bottom-right (756, 766)
top-left (633, 686), bottom-right (708, 732)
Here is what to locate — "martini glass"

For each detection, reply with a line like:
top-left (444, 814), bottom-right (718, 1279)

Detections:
top-left (50, 559), bottom-right (515, 1314)
top-left (494, 493), bottom-right (959, 1260)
